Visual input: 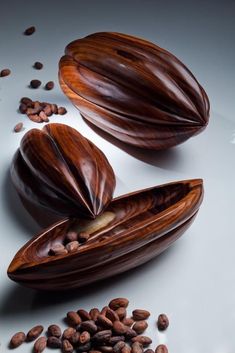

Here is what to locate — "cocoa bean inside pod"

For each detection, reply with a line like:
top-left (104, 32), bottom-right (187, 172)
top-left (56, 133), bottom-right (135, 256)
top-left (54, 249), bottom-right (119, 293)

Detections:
top-left (7, 178), bottom-right (203, 291)
top-left (10, 123), bottom-right (116, 220)
top-left (59, 32), bottom-right (210, 150)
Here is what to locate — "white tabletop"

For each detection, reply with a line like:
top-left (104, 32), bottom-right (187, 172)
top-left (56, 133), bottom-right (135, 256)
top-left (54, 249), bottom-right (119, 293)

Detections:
top-left (0, 0), bottom-right (235, 352)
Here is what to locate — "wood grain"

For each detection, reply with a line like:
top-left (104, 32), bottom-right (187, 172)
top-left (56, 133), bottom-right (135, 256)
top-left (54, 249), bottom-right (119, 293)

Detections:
top-left (59, 32), bottom-right (210, 150)
top-left (11, 123), bottom-right (116, 219)
top-left (8, 179), bottom-right (203, 291)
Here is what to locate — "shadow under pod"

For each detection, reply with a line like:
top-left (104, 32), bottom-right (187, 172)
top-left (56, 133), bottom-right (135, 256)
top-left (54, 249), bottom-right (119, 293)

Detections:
top-left (0, 243), bottom-right (177, 317)
top-left (82, 117), bottom-right (183, 169)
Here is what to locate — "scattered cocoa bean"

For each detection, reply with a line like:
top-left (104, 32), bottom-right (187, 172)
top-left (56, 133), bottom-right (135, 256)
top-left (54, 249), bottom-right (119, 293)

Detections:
top-left (115, 307), bottom-right (126, 320)
top-left (67, 311), bottom-right (82, 326)
top-left (93, 330), bottom-right (112, 344)
top-left (132, 310), bottom-right (150, 321)
top-left (69, 332), bottom-right (80, 346)
top-left (20, 97), bottom-right (33, 106)
top-left (157, 314), bottom-right (169, 331)
top-left (122, 346), bottom-right (131, 353)
top-left (34, 62), bottom-right (43, 70)
top-left (109, 336), bottom-right (125, 345)
top-left (27, 325), bottom-right (44, 341)
top-left (24, 26), bottom-right (36, 35)
top-left (14, 122), bottom-right (23, 133)
top-left (109, 298), bottom-right (129, 310)
top-left (62, 327), bottom-right (76, 340)
top-left (0, 68), bottom-right (11, 77)
top-left (47, 324), bottom-right (61, 338)
top-left (28, 114), bottom-right (42, 123)
top-left (97, 314), bottom-right (113, 329)
top-left (33, 336), bottom-right (47, 353)
top-left (10, 332), bottom-right (26, 348)
top-left (30, 79), bottom-right (41, 88)
top-left (132, 321), bottom-right (148, 334)
top-left (75, 309), bottom-right (91, 321)
top-left (122, 318), bottom-right (134, 327)
top-left (80, 320), bottom-right (98, 334)
top-left (45, 81), bottom-right (54, 90)
top-left (89, 308), bottom-right (100, 321)
top-left (155, 345), bottom-right (168, 353)
top-left (79, 330), bottom-right (90, 344)
top-left (44, 104), bottom-right (53, 117)
top-left (125, 327), bottom-right (137, 339)
top-left (39, 111), bottom-right (49, 122)
top-left (105, 308), bottom-right (120, 322)
top-left (50, 103), bottom-right (58, 114)
top-left (47, 336), bottom-right (62, 348)
top-left (131, 336), bottom-right (152, 347)
top-left (58, 106), bottom-right (67, 115)
top-left (19, 103), bottom-right (28, 114)
top-left (77, 342), bottom-right (91, 352)
top-left (113, 321), bottom-right (128, 335)
top-left (131, 342), bottom-right (143, 353)
top-left (62, 339), bottom-right (74, 353)
top-left (113, 341), bottom-right (125, 353)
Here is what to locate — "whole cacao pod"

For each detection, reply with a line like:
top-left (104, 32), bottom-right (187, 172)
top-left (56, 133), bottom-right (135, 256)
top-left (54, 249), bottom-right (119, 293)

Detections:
top-left (11, 123), bottom-right (115, 219)
top-left (59, 32), bottom-right (210, 150)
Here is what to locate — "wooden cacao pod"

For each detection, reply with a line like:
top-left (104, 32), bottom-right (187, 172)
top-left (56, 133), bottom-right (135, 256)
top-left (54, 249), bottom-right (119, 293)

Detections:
top-left (59, 32), bottom-right (210, 150)
top-left (11, 123), bottom-right (115, 219)
top-left (8, 179), bottom-right (203, 290)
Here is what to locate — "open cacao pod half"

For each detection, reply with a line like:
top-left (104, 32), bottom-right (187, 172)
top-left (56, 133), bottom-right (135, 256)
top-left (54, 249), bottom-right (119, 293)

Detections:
top-left (11, 123), bottom-right (115, 219)
top-left (59, 32), bottom-right (210, 150)
top-left (8, 179), bottom-right (203, 290)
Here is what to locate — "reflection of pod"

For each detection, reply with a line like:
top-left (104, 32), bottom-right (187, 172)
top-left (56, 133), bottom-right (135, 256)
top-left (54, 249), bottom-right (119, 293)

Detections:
top-left (59, 32), bottom-right (210, 150)
top-left (8, 179), bottom-right (203, 291)
top-left (11, 123), bottom-right (115, 220)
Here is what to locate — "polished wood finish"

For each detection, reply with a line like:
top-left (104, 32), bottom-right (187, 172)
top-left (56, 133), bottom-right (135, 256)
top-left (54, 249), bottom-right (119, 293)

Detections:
top-left (8, 179), bottom-right (203, 291)
top-left (11, 123), bottom-right (115, 219)
top-left (59, 32), bottom-right (210, 150)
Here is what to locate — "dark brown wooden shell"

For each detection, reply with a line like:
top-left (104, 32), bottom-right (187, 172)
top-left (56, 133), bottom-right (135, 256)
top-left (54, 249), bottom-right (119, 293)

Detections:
top-left (59, 32), bottom-right (210, 150)
top-left (8, 179), bottom-right (203, 291)
top-left (11, 123), bottom-right (115, 219)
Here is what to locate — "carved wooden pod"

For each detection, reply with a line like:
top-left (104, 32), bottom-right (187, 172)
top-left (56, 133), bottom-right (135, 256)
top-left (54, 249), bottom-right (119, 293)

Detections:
top-left (8, 179), bottom-right (203, 291)
top-left (11, 123), bottom-right (115, 219)
top-left (59, 32), bottom-right (210, 150)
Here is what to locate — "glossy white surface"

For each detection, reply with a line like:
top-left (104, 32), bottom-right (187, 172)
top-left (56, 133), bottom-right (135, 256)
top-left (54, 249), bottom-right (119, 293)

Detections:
top-left (0, 0), bottom-right (235, 352)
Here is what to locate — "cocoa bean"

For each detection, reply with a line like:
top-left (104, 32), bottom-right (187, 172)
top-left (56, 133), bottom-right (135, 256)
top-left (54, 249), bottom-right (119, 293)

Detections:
top-left (157, 314), bottom-right (169, 331)
top-left (10, 332), bottom-right (26, 348)
top-left (113, 321), bottom-right (128, 335)
top-left (132, 321), bottom-right (148, 334)
top-left (27, 325), bottom-right (44, 341)
top-left (62, 339), bottom-right (74, 353)
top-left (155, 345), bottom-right (168, 353)
top-left (109, 298), bottom-right (129, 310)
top-left (132, 310), bottom-right (150, 321)
top-left (47, 324), bottom-right (61, 338)
top-left (33, 337), bottom-right (47, 353)
top-left (131, 336), bottom-right (152, 347)
top-left (67, 311), bottom-right (82, 326)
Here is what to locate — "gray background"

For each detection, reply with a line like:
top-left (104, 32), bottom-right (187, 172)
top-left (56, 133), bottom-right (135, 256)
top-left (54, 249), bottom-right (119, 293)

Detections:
top-left (0, 0), bottom-right (235, 351)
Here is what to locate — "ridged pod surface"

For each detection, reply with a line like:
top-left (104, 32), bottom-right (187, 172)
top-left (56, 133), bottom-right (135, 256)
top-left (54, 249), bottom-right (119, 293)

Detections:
top-left (59, 32), bottom-right (210, 150)
top-left (11, 123), bottom-right (115, 219)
